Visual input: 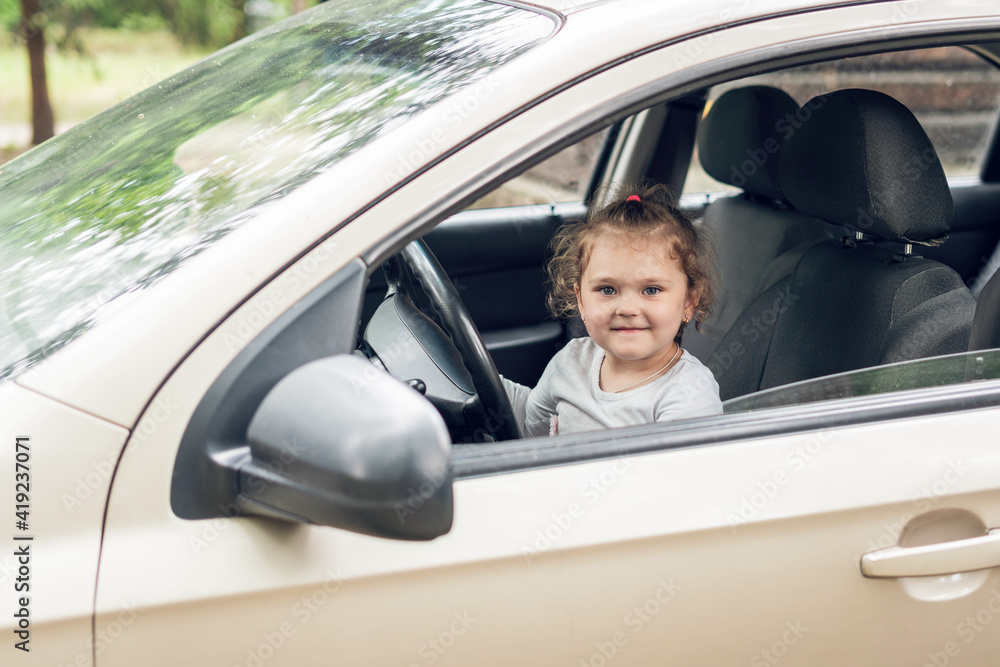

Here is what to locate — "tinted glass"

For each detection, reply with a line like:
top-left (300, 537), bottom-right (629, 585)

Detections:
top-left (724, 349), bottom-right (1000, 412)
top-left (0, 0), bottom-right (553, 378)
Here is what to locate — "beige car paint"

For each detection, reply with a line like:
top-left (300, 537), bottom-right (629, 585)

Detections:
top-left (0, 383), bottom-right (128, 665)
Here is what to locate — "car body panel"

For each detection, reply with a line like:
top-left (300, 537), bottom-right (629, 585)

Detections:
top-left (97, 362), bottom-right (1000, 664)
top-left (0, 382), bottom-right (128, 664)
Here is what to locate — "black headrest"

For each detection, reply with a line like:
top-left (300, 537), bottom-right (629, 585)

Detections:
top-left (779, 89), bottom-right (953, 246)
top-left (697, 86), bottom-right (799, 200)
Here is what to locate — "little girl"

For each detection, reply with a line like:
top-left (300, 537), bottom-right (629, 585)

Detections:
top-left (503, 184), bottom-right (722, 437)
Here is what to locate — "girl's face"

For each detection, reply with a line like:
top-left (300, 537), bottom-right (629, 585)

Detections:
top-left (575, 232), bottom-right (697, 371)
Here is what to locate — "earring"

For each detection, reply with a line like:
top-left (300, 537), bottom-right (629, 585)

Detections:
top-left (581, 314), bottom-right (586, 323)
top-left (684, 314), bottom-right (690, 322)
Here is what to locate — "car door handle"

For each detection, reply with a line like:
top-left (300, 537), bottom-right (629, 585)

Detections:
top-left (861, 529), bottom-right (1000, 578)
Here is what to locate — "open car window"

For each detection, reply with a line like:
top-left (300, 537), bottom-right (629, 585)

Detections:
top-left (435, 42), bottom-right (1000, 445)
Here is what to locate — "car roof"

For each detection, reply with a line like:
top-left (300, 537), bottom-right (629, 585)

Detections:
top-left (523, 0), bottom-right (880, 17)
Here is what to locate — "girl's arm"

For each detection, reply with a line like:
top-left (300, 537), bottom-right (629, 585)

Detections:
top-left (501, 363), bottom-right (562, 438)
top-left (522, 358), bottom-right (562, 437)
top-left (500, 376), bottom-right (531, 435)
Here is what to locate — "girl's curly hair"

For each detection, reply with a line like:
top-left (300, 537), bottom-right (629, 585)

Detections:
top-left (546, 182), bottom-right (716, 343)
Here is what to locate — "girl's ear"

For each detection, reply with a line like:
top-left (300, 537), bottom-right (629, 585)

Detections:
top-left (574, 283), bottom-right (584, 318)
top-left (685, 287), bottom-right (701, 312)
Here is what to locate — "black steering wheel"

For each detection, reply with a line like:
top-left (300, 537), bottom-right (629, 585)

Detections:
top-left (378, 239), bottom-right (523, 442)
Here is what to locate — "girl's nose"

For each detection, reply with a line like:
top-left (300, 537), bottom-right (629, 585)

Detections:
top-left (615, 295), bottom-right (640, 316)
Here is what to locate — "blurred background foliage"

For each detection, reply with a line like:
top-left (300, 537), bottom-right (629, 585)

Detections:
top-left (0, 0), bottom-right (320, 162)
top-left (0, 0), bottom-right (313, 48)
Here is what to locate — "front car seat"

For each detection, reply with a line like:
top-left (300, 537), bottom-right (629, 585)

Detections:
top-left (685, 85), bottom-right (835, 361)
top-left (710, 89), bottom-right (976, 401)
top-left (971, 265), bottom-right (1000, 351)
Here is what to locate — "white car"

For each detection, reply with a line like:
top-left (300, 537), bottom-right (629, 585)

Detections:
top-left (3, 0), bottom-right (1000, 664)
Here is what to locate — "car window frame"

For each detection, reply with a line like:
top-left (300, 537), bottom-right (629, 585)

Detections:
top-left (357, 18), bottom-right (1000, 472)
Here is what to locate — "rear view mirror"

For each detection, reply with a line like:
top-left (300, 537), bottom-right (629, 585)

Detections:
top-left (237, 355), bottom-right (453, 540)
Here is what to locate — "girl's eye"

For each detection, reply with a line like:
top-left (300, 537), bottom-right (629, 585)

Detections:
top-left (643, 287), bottom-right (661, 296)
top-left (599, 286), bottom-right (616, 296)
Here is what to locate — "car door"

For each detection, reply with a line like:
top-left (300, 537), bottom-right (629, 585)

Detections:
top-left (95, 3), bottom-right (1000, 665)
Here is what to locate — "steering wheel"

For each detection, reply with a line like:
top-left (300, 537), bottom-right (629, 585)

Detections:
top-left (380, 239), bottom-right (523, 442)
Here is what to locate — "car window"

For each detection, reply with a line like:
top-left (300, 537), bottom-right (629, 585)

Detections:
top-left (464, 130), bottom-right (609, 209)
top-left (684, 46), bottom-right (1000, 194)
top-left (0, 0), bottom-right (554, 379)
top-left (367, 38), bottom-right (1000, 448)
top-left (724, 348), bottom-right (1000, 413)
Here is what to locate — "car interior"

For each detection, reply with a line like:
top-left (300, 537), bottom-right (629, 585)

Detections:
top-left (356, 39), bottom-right (1000, 443)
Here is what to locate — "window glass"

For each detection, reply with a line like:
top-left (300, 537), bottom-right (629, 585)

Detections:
top-left (724, 349), bottom-right (1000, 413)
top-left (465, 130), bottom-right (608, 209)
top-left (685, 46), bottom-right (1000, 194)
top-left (0, 0), bottom-right (554, 379)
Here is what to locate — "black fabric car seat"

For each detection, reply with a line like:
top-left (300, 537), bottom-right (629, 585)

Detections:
top-left (971, 266), bottom-right (1000, 351)
top-left (684, 86), bottom-right (835, 362)
top-left (709, 89), bottom-right (976, 401)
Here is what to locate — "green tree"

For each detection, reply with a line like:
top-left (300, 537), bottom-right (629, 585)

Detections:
top-left (3, 0), bottom-right (114, 144)
top-left (5, 0), bottom-right (276, 145)
top-left (125, 0), bottom-right (246, 47)
top-left (18, 0), bottom-right (55, 143)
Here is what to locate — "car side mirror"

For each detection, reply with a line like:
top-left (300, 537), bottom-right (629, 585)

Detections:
top-left (236, 354), bottom-right (453, 540)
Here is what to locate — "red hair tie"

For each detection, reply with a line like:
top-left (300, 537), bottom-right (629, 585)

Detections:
top-left (627, 195), bottom-right (641, 202)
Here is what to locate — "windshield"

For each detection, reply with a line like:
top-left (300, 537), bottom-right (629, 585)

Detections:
top-left (0, 0), bottom-right (553, 378)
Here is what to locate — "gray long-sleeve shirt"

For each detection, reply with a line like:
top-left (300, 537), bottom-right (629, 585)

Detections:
top-left (502, 337), bottom-right (723, 437)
